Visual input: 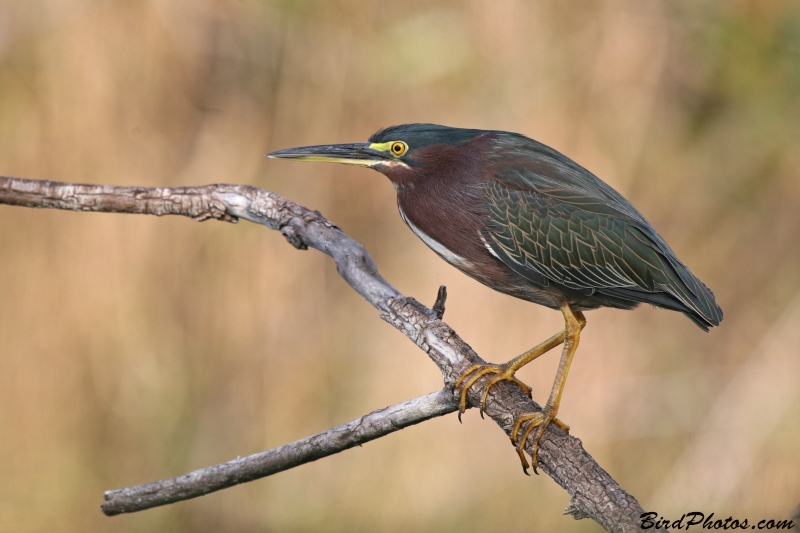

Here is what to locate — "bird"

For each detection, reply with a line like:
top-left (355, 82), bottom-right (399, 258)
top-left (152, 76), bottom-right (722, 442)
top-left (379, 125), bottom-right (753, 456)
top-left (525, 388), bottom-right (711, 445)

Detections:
top-left (268, 124), bottom-right (723, 473)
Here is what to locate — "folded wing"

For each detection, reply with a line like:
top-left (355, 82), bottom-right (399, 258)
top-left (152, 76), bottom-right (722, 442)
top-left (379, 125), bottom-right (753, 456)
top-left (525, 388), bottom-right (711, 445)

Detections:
top-left (484, 142), bottom-right (722, 330)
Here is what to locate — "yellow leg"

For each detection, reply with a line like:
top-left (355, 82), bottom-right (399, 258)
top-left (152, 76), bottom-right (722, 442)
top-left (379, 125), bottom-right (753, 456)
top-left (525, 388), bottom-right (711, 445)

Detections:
top-left (454, 308), bottom-right (587, 420)
top-left (511, 304), bottom-right (584, 474)
top-left (455, 330), bottom-right (563, 419)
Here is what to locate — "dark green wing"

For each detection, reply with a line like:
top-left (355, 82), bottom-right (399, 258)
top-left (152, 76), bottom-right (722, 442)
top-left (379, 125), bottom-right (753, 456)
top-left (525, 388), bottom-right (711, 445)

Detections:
top-left (484, 141), bottom-right (722, 329)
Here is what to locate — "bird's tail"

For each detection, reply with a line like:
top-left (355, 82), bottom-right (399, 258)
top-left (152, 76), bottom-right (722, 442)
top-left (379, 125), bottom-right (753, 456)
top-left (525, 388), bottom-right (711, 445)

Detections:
top-left (661, 258), bottom-right (723, 331)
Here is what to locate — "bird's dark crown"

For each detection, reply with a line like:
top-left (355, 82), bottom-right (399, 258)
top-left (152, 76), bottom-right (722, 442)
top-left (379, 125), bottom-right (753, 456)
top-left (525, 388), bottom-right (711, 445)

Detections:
top-left (369, 123), bottom-right (524, 152)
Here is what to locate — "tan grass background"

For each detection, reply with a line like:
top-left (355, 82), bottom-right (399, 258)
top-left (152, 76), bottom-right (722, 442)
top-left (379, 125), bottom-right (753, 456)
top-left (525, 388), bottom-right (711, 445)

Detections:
top-left (0, 1), bottom-right (798, 531)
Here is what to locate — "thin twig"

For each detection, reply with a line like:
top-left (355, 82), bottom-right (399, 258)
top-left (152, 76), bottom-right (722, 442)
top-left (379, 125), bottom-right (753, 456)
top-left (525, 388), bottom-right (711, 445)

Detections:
top-left (0, 176), bottom-right (659, 533)
top-left (432, 285), bottom-right (448, 319)
top-left (101, 389), bottom-right (458, 515)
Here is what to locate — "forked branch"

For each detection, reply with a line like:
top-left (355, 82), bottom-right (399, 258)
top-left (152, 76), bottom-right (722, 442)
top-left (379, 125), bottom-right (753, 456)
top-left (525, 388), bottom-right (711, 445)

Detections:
top-left (0, 176), bottom-right (658, 533)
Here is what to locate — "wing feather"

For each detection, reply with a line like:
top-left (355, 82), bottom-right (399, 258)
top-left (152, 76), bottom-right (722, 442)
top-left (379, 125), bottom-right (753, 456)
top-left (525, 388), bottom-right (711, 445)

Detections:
top-left (484, 172), bottom-right (722, 329)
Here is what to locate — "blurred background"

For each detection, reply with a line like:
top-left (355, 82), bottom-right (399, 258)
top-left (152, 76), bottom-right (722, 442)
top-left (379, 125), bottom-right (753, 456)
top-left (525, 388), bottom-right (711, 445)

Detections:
top-left (0, 0), bottom-right (798, 531)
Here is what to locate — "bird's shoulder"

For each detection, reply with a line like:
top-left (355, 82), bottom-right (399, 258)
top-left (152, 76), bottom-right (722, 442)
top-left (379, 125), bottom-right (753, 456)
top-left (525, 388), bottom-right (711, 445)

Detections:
top-left (484, 135), bottom-right (684, 261)
top-left (486, 135), bottom-right (648, 225)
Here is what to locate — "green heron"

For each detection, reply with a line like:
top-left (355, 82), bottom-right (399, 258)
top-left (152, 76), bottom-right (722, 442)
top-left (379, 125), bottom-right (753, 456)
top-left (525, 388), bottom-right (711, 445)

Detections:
top-left (268, 124), bottom-right (722, 473)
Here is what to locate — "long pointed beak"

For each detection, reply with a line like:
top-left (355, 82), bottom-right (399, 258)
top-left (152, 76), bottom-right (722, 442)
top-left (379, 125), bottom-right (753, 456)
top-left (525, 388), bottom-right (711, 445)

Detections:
top-left (267, 143), bottom-right (390, 167)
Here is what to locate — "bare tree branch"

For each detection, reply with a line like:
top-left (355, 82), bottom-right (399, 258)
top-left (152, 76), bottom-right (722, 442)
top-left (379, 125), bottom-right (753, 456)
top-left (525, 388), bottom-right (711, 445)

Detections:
top-left (0, 176), bottom-right (658, 533)
top-left (101, 389), bottom-right (458, 515)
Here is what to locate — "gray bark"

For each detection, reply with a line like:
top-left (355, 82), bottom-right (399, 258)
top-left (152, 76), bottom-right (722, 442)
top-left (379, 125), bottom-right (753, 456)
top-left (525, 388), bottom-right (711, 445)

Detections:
top-left (0, 176), bottom-right (661, 533)
top-left (102, 390), bottom-right (458, 515)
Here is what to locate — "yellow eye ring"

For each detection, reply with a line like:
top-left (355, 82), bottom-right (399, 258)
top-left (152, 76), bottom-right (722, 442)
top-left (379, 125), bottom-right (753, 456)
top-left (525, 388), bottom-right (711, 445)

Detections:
top-left (390, 141), bottom-right (407, 156)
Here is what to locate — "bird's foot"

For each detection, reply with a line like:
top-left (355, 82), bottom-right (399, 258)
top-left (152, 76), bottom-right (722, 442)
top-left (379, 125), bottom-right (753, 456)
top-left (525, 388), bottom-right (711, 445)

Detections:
top-left (454, 362), bottom-right (532, 420)
top-left (510, 406), bottom-right (569, 475)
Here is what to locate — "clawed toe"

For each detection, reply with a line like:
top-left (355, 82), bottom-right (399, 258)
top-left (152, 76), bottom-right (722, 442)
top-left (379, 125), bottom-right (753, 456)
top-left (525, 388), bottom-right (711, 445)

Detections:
top-left (454, 362), bottom-right (532, 420)
top-left (454, 363), bottom-right (501, 420)
top-left (510, 408), bottom-right (566, 474)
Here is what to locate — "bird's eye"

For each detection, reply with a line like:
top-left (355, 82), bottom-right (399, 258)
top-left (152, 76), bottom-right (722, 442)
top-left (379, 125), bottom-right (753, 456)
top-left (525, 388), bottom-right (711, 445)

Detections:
top-left (390, 141), bottom-right (407, 156)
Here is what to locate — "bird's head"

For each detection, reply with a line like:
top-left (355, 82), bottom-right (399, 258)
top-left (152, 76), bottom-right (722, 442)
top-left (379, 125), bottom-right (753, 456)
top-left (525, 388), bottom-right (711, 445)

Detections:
top-left (268, 124), bottom-right (509, 191)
